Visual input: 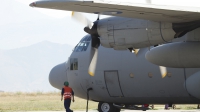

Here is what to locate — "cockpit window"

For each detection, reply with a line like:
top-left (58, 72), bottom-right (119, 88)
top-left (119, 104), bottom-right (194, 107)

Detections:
top-left (74, 35), bottom-right (91, 52)
top-left (74, 58), bottom-right (78, 70)
top-left (70, 58), bottom-right (78, 70)
top-left (70, 58), bottom-right (74, 70)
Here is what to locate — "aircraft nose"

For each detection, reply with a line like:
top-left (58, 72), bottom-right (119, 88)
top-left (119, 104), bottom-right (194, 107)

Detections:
top-left (49, 62), bottom-right (68, 90)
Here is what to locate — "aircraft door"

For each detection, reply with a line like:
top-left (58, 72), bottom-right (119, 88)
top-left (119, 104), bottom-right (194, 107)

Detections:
top-left (104, 70), bottom-right (124, 97)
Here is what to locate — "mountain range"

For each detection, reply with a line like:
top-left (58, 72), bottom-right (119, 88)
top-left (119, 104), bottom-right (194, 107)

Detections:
top-left (0, 41), bottom-right (73, 92)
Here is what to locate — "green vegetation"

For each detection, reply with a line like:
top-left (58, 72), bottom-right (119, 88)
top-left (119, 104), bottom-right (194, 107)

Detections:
top-left (0, 92), bottom-right (98, 111)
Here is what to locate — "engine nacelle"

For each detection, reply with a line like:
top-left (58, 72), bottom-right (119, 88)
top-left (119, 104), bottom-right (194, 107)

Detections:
top-left (145, 42), bottom-right (200, 68)
top-left (97, 17), bottom-right (175, 50)
top-left (186, 71), bottom-right (200, 99)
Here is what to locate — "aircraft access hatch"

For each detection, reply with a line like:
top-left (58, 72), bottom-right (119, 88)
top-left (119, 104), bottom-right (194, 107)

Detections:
top-left (104, 70), bottom-right (124, 97)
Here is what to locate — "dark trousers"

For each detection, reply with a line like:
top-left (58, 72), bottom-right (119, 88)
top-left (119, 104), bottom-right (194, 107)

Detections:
top-left (64, 99), bottom-right (72, 112)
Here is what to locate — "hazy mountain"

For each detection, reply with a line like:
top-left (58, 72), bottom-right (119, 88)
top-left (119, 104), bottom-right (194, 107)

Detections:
top-left (0, 41), bottom-right (73, 92)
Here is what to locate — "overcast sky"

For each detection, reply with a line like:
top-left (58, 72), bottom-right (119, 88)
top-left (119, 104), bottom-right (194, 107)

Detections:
top-left (0, 0), bottom-right (100, 50)
top-left (1, 0), bottom-right (200, 50)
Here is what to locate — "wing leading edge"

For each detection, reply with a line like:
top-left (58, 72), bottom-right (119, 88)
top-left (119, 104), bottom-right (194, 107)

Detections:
top-left (30, 0), bottom-right (200, 23)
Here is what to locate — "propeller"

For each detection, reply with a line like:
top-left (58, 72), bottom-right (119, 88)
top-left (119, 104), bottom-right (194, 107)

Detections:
top-left (88, 48), bottom-right (98, 76)
top-left (72, 12), bottom-right (166, 78)
top-left (133, 48), bottom-right (167, 78)
top-left (71, 12), bottom-right (93, 29)
top-left (159, 66), bottom-right (167, 78)
top-left (128, 48), bottom-right (140, 56)
top-left (129, 48), bottom-right (148, 57)
top-left (133, 49), bottom-right (140, 56)
top-left (71, 12), bottom-right (100, 76)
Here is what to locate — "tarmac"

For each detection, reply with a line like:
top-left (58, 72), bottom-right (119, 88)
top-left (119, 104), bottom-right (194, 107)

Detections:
top-left (26, 110), bottom-right (200, 112)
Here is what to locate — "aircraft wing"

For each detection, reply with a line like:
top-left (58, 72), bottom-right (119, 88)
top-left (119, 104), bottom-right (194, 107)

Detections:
top-left (30, 0), bottom-right (200, 23)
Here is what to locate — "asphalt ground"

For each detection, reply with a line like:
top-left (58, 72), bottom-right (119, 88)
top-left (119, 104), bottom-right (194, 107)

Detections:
top-left (26, 110), bottom-right (200, 112)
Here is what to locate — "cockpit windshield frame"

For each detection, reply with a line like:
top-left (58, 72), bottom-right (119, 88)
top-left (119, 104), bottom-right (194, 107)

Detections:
top-left (73, 35), bottom-right (91, 52)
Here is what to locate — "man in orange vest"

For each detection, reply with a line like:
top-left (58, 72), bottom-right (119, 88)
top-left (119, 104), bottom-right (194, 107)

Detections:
top-left (61, 81), bottom-right (75, 112)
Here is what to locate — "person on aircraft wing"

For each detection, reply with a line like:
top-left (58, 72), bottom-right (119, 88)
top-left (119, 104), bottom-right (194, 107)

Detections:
top-left (61, 81), bottom-right (75, 112)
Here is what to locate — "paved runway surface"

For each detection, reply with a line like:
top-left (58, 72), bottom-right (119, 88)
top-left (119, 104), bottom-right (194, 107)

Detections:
top-left (27, 110), bottom-right (200, 112)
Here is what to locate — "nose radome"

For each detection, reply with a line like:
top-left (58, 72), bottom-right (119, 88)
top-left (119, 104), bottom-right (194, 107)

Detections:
top-left (49, 62), bottom-right (68, 90)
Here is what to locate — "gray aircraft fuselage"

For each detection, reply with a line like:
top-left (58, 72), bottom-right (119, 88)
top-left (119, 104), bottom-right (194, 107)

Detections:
top-left (50, 35), bottom-right (200, 105)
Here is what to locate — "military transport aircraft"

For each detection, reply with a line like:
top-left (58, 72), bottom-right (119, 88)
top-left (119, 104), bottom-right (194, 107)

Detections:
top-left (30, 0), bottom-right (200, 111)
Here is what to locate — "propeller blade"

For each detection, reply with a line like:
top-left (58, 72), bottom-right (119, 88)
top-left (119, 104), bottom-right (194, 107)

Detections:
top-left (134, 49), bottom-right (140, 56)
top-left (133, 48), bottom-right (148, 56)
top-left (71, 11), bottom-right (93, 28)
top-left (159, 66), bottom-right (167, 78)
top-left (88, 48), bottom-right (98, 76)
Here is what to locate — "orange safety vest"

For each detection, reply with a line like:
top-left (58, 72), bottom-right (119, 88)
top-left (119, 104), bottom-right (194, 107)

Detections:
top-left (63, 86), bottom-right (73, 100)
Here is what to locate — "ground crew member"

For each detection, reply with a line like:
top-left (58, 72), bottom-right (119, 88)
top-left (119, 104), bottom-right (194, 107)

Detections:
top-left (61, 81), bottom-right (75, 112)
top-left (164, 104), bottom-right (169, 110)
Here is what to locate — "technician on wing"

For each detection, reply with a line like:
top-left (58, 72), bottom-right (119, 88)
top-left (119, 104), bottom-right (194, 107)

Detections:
top-left (61, 81), bottom-right (75, 112)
